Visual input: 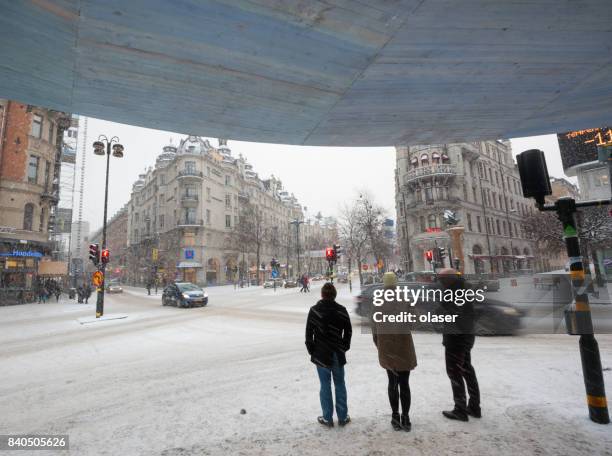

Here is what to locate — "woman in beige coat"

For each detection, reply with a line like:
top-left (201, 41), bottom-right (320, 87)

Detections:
top-left (372, 272), bottom-right (417, 431)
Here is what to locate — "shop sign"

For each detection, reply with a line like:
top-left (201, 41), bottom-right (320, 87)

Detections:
top-left (0, 250), bottom-right (43, 258)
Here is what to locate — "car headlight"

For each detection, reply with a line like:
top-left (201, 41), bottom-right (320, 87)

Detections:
top-left (502, 307), bottom-right (519, 316)
top-left (204, 292), bottom-right (208, 298)
top-left (182, 293), bottom-right (189, 299)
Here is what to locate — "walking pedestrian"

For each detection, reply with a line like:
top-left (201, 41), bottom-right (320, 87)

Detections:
top-left (437, 268), bottom-right (481, 421)
top-left (146, 281), bottom-right (152, 296)
top-left (371, 272), bottom-right (416, 431)
top-left (54, 285), bottom-right (61, 302)
top-left (84, 283), bottom-right (92, 304)
top-left (304, 274), bottom-right (310, 292)
top-left (305, 282), bottom-right (352, 428)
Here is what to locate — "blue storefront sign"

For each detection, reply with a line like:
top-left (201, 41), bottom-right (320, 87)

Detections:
top-left (0, 250), bottom-right (43, 258)
top-left (184, 249), bottom-right (195, 259)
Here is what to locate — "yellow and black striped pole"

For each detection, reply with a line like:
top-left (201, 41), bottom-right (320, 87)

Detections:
top-left (557, 198), bottom-right (609, 424)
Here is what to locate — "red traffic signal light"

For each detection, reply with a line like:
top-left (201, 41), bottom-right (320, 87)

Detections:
top-left (89, 243), bottom-right (99, 265)
top-left (325, 247), bottom-right (335, 261)
top-left (425, 250), bottom-right (433, 262)
top-left (101, 249), bottom-right (110, 264)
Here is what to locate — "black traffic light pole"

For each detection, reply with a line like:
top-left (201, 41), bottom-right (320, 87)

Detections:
top-left (517, 149), bottom-right (609, 424)
top-left (93, 136), bottom-right (123, 318)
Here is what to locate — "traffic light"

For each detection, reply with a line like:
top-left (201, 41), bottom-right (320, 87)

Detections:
top-left (425, 250), bottom-right (433, 262)
top-left (325, 247), bottom-right (336, 262)
top-left (100, 248), bottom-right (110, 264)
top-left (89, 243), bottom-right (99, 265)
top-left (333, 244), bottom-right (342, 259)
top-left (438, 247), bottom-right (446, 261)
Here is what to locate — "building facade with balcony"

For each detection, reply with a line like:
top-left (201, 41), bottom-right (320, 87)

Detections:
top-left (395, 140), bottom-right (536, 275)
top-left (0, 100), bottom-right (70, 300)
top-left (126, 136), bottom-right (306, 286)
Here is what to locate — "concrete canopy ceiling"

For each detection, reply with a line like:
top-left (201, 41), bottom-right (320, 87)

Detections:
top-left (1, 0), bottom-right (611, 146)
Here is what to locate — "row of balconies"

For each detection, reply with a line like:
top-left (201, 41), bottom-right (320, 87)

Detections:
top-left (403, 164), bottom-right (457, 185)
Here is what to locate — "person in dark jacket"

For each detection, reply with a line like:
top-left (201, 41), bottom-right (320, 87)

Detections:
top-left (437, 268), bottom-right (480, 422)
top-left (372, 272), bottom-right (417, 431)
top-left (305, 282), bottom-right (352, 428)
top-left (84, 283), bottom-right (92, 304)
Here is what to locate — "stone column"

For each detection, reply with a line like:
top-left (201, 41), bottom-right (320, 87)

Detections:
top-left (447, 226), bottom-right (465, 274)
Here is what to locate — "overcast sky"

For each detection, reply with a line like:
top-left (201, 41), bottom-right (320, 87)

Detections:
top-left (79, 117), bottom-right (573, 233)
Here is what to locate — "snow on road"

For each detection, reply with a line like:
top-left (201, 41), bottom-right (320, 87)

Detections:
top-left (0, 286), bottom-right (610, 455)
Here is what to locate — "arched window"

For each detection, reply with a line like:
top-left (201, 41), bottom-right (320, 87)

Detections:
top-left (23, 203), bottom-right (34, 231)
top-left (420, 154), bottom-right (429, 166)
top-left (432, 152), bottom-right (441, 164)
top-left (441, 154), bottom-right (450, 163)
top-left (410, 156), bottom-right (418, 168)
top-left (523, 247), bottom-right (530, 256)
top-left (472, 245), bottom-right (483, 255)
top-left (39, 207), bottom-right (46, 232)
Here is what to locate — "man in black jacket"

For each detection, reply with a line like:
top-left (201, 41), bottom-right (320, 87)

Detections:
top-left (305, 283), bottom-right (352, 428)
top-left (437, 268), bottom-right (481, 422)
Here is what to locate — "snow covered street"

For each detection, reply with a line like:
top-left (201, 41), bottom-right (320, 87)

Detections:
top-left (1, 284), bottom-right (611, 455)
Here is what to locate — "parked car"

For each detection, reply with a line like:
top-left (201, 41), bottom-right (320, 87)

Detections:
top-left (284, 280), bottom-right (298, 288)
top-left (162, 282), bottom-right (208, 308)
top-left (355, 281), bottom-right (522, 336)
top-left (263, 279), bottom-right (284, 288)
top-left (106, 280), bottom-right (123, 294)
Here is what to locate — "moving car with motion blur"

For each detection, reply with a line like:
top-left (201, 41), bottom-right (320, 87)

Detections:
top-left (355, 281), bottom-right (522, 336)
top-left (162, 282), bottom-right (208, 308)
top-left (284, 279), bottom-right (298, 288)
top-left (106, 279), bottom-right (123, 294)
top-left (263, 278), bottom-right (284, 288)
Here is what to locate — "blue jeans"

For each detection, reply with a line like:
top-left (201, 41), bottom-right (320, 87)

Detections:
top-left (316, 353), bottom-right (348, 422)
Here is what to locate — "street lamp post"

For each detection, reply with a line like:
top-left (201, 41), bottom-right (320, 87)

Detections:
top-left (290, 219), bottom-right (304, 278)
top-left (92, 136), bottom-right (124, 318)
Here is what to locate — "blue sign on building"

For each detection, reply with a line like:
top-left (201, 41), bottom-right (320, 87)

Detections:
top-left (184, 249), bottom-right (195, 259)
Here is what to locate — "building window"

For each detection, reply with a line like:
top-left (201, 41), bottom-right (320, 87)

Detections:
top-left (420, 154), bottom-right (429, 166)
top-left (508, 222), bottom-right (513, 237)
top-left (43, 160), bottom-right (50, 189)
top-left (23, 203), bottom-right (34, 231)
top-left (463, 184), bottom-right (468, 201)
top-left (503, 220), bottom-right (507, 236)
top-left (31, 114), bottom-right (43, 138)
top-left (410, 156), bottom-right (418, 168)
top-left (159, 215), bottom-right (164, 229)
top-left (486, 218), bottom-right (491, 234)
top-left (48, 121), bottom-right (55, 144)
top-left (496, 219), bottom-right (501, 235)
top-left (467, 213), bottom-right (473, 231)
top-left (225, 214), bottom-right (231, 228)
top-left (225, 194), bottom-right (231, 208)
top-left (185, 208), bottom-right (196, 224)
top-left (185, 161), bottom-right (196, 173)
top-left (160, 174), bottom-right (166, 185)
top-left (206, 187), bottom-right (211, 201)
top-left (441, 154), bottom-right (450, 163)
top-left (234, 215), bottom-right (238, 226)
top-left (225, 175), bottom-right (231, 186)
top-left (206, 209), bottom-right (211, 225)
top-left (39, 207), bottom-right (45, 231)
top-left (427, 214), bottom-right (437, 229)
top-left (432, 152), bottom-right (440, 164)
top-left (415, 188), bottom-right (422, 202)
top-left (472, 186), bottom-right (478, 202)
top-left (476, 216), bottom-right (482, 233)
top-left (419, 216), bottom-right (426, 232)
top-left (27, 155), bottom-right (39, 184)
top-left (424, 187), bottom-right (433, 203)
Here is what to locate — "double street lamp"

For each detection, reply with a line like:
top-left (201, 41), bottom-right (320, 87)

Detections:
top-left (93, 136), bottom-right (124, 317)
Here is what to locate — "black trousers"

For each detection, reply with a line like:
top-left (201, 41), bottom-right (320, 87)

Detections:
top-left (445, 346), bottom-right (480, 412)
top-left (386, 370), bottom-right (411, 416)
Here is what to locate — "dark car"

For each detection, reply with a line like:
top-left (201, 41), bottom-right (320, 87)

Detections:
top-left (355, 281), bottom-right (522, 336)
top-left (162, 282), bottom-right (208, 308)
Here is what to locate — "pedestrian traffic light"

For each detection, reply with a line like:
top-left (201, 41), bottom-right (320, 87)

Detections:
top-left (325, 247), bottom-right (336, 262)
top-left (89, 243), bottom-right (99, 265)
top-left (425, 250), bottom-right (433, 262)
top-left (100, 248), bottom-right (110, 264)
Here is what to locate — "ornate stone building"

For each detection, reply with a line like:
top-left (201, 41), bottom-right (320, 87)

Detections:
top-left (126, 136), bottom-right (310, 286)
top-left (0, 100), bottom-right (69, 298)
top-left (395, 140), bottom-right (536, 275)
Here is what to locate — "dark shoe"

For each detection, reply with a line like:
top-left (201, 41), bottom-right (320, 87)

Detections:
top-left (391, 412), bottom-right (401, 431)
top-left (401, 414), bottom-right (411, 432)
top-left (442, 409), bottom-right (469, 422)
top-left (317, 416), bottom-right (334, 428)
top-left (467, 405), bottom-right (481, 418)
top-left (338, 416), bottom-right (351, 427)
